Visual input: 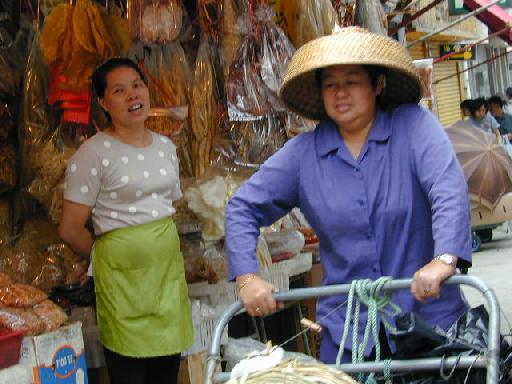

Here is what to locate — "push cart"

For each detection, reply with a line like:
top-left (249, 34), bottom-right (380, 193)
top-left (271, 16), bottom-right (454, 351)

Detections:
top-left (204, 275), bottom-right (501, 384)
top-left (471, 193), bottom-right (512, 252)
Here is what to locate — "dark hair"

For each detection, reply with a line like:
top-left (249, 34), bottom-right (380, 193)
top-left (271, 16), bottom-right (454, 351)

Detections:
top-left (466, 98), bottom-right (486, 117)
top-left (91, 57), bottom-right (147, 98)
top-left (460, 99), bottom-right (472, 110)
top-left (506, 87), bottom-right (512, 98)
top-left (488, 95), bottom-right (504, 108)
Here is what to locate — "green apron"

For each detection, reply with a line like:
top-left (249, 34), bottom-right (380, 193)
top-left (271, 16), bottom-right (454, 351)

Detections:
top-left (92, 217), bottom-right (193, 357)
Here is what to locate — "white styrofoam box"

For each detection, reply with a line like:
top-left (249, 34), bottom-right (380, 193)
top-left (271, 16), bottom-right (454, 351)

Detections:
top-left (19, 322), bottom-right (88, 384)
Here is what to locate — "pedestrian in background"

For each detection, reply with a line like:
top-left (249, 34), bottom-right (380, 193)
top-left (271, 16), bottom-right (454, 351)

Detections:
top-left (488, 96), bottom-right (512, 140)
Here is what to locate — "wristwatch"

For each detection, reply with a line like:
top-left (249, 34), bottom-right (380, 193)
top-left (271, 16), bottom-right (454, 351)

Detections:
top-left (434, 254), bottom-right (457, 266)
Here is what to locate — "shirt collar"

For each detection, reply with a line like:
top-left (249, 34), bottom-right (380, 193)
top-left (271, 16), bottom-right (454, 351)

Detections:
top-left (316, 110), bottom-right (391, 157)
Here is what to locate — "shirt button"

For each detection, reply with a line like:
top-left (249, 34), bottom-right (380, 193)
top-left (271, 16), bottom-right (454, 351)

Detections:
top-left (357, 200), bottom-right (364, 207)
top-left (355, 168), bottom-right (360, 172)
top-left (366, 231), bottom-right (372, 239)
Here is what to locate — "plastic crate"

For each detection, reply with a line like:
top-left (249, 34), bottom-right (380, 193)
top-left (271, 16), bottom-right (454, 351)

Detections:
top-left (0, 330), bottom-right (24, 369)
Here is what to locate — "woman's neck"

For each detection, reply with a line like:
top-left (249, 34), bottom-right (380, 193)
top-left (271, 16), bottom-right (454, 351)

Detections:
top-left (338, 118), bottom-right (375, 160)
top-left (107, 124), bottom-right (150, 147)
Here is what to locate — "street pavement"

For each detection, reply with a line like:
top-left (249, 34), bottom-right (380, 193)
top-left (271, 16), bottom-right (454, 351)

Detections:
top-left (462, 226), bottom-right (512, 336)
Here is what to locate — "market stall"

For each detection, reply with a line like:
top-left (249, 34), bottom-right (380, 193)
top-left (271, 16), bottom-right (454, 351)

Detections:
top-left (0, 0), bottom-right (447, 383)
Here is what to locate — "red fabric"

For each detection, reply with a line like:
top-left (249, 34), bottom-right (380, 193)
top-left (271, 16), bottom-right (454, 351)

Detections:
top-left (48, 66), bottom-right (91, 124)
top-left (463, 0), bottom-right (512, 44)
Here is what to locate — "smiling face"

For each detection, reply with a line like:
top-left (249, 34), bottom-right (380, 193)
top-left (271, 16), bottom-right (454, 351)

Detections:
top-left (98, 66), bottom-right (150, 130)
top-left (320, 64), bottom-right (383, 135)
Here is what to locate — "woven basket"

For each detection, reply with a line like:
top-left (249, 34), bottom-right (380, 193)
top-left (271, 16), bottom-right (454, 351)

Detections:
top-left (226, 359), bottom-right (357, 383)
top-left (279, 27), bottom-right (422, 121)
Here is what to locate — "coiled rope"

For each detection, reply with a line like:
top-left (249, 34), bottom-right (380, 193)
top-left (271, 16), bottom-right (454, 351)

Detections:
top-left (336, 277), bottom-right (402, 383)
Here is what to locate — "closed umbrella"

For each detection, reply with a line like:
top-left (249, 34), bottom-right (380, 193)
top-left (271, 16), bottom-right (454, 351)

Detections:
top-left (446, 120), bottom-right (512, 209)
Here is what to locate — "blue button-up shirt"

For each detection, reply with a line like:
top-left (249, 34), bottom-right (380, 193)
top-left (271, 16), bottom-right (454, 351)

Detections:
top-left (225, 104), bottom-right (471, 354)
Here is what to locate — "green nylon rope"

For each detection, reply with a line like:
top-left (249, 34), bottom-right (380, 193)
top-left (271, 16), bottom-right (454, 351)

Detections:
top-left (335, 277), bottom-right (402, 383)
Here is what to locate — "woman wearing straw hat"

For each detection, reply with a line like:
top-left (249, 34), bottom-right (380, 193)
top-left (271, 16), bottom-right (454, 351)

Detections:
top-left (225, 27), bottom-right (472, 363)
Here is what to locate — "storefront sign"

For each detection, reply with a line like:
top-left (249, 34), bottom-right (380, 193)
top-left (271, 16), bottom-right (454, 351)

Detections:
top-left (439, 44), bottom-right (476, 60)
top-left (449, 0), bottom-right (512, 15)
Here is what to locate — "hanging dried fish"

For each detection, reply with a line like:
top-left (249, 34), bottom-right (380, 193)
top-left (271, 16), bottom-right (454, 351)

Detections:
top-left (190, 36), bottom-right (219, 176)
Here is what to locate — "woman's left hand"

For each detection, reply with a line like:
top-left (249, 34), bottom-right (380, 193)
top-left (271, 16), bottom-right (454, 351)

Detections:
top-left (411, 260), bottom-right (456, 303)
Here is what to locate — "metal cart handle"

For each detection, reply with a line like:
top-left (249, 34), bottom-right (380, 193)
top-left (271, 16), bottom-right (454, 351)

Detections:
top-left (204, 275), bottom-right (501, 384)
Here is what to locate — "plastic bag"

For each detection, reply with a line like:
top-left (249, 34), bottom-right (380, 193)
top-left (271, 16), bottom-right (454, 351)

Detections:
top-left (49, 280), bottom-right (95, 307)
top-left (0, 143), bottom-right (16, 194)
top-left (190, 35), bottom-right (220, 176)
top-left (0, 284), bottom-right (48, 308)
top-left (0, 103), bottom-right (15, 141)
top-left (184, 166), bottom-right (247, 241)
top-left (140, 0), bottom-right (184, 44)
top-left (392, 305), bottom-right (512, 383)
top-left (230, 113), bottom-right (289, 165)
top-left (292, 0), bottom-right (338, 48)
top-left (132, 41), bottom-right (194, 177)
top-left (183, 239), bottom-right (227, 284)
top-left (413, 58), bottom-right (434, 100)
top-left (262, 229), bottom-right (305, 258)
top-left (0, 307), bottom-right (46, 335)
top-left (355, 0), bottom-right (388, 36)
top-left (226, 5), bottom-right (295, 121)
top-left (33, 299), bottom-right (68, 332)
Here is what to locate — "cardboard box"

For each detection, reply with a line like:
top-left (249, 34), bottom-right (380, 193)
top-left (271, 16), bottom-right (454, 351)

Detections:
top-left (19, 322), bottom-right (88, 384)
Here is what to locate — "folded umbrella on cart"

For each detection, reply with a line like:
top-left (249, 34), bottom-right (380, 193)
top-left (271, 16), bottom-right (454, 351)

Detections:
top-left (446, 120), bottom-right (512, 210)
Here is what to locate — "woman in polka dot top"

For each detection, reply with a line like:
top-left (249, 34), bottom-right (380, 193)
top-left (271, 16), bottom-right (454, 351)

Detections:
top-left (59, 58), bottom-right (193, 384)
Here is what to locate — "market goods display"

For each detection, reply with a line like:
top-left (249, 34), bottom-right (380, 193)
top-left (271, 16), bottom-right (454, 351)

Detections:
top-left (226, 4), bottom-right (295, 120)
top-left (0, 284), bottom-right (48, 308)
top-left (0, 272), bottom-right (12, 288)
top-left (222, 0), bottom-right (247, 78)
top-left (414, 58), bottom-right (433, 99)
top-left (141, 0), bottom-right (183, 44)
top-left (190, 36), bottom-right (219, 176)
top-left (136, 42), bottom-right (195, 177)
top-left (230, 114), bottom-right (288, 165)
top-left (184, 169), bottom-right (245, 240)
top-left (0, 103), bottom-right (15, 141)
top-left (0, 307), bottom-right (46, 335)
top-left (0, 144), bottom-right (16, 194)
top-left (355, 0), bottom-right (388, 36)
top-left (33, 299), bottom-right (68, 332)
top-left (291, 0), bottom-right (337, 48)
top-left (40, 0), bottom-right (132, 91)
top-left (183, 240), bottom-right (227, 284)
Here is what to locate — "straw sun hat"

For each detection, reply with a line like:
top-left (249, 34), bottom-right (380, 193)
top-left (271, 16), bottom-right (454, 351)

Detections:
top-left (279, 27), bottom-right (423, 121)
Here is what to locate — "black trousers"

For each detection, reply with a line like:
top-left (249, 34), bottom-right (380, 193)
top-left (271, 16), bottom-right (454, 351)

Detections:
top-left (103, 347), bottom-right (181, 384)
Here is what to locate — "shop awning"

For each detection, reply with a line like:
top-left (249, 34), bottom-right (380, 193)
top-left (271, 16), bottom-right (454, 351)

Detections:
top-left (463, 0), bottom-right (512, 44)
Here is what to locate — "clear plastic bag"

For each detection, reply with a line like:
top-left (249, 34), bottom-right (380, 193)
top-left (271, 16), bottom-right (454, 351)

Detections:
top-left (292, 0), bottom-right (338, 48)
top-left (262, 229), bottom-right (305, 257)
top-left (140, 0), bottom-right (184, 44)
top-left (183, 240), bottom-right (227, 284)
top-left (226, 4), bottom-right (295, 121)
top-left (413, 58), bottom-right (434, 100)
top-left (0, 307), bottom-right (46, 335)
top-left (32, 300), bottom-right (68, 332)
top-left (0, 284), bottom-right (48, 308)
top-left (183, 166), bottom-right (246, 241)
top-left (0, 143), bottom-right (16, 194)
top-left (190, 35), bottom-right (220, 176)
top-left (0, 103), bottom-right (15, 141)
top-left (230, 113), bottom-right (289, 165)
top-left (355, 0), bottom-right (388, 36)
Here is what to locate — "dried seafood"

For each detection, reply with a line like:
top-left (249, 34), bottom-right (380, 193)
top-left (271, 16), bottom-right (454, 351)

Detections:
top-left (190, 36), bottom-right (219, 176)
